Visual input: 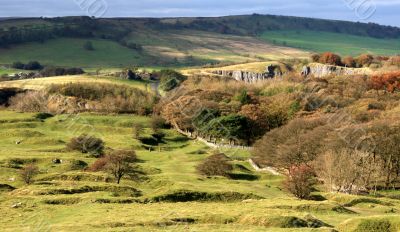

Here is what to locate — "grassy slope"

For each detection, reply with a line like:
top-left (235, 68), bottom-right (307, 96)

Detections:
top-left (126, 29), bottom-right (308, 63)
top-left (0, 38), bottom-right (148, 68)
top-left (260, 30), bottom-right (400, 56)
top-left (0, 75), bottom-right (150, 91)
top-left (0, 30), bottom-right (308, 68)
top-left (0, 110), bottom-right (400, 231)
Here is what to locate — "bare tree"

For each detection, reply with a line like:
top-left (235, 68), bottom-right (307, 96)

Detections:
top-left (20, 164), bottom-right (39, 185)
top-left (105, 150), bottom-right (137, 184)
top-left (315, 149), bottom-right (381, 194)
top-left (253, 118), bottom-right (329, 171)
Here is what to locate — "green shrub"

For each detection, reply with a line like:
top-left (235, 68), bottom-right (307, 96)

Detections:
top-left (368, 102), bottom-right (385, 110)
top-left (69, 160), bottom-right (88, 170)
top-left (235, 89), bottom-right (251, 105)
top-left (6, 158), bottom-right (38, 169)
top-left (157, 69), bottom-right (187, 91)
top-left (204, 114), bottom-right (250, 143)
top-left (196, 153), bottom-right (233, 177)
top-left (83, 41), bottom-right (94, 51)
top-left (20, 163), bottom-right (39, 185)
top-left (160, 78), bottom-right (178, 91)
top-left (66, 134), bottom-right (104, 157)
top-left (35, 112), bottom-right (54, 120)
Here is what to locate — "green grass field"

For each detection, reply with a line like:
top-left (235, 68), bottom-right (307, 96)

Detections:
top-left (0, 38), bottom-right (149, 68)
top-left (1, 110), bottom-right (400, 231)
top-left (260, 30), bottom-right (400, 56)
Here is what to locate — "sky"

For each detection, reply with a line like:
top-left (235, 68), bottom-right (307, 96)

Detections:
top-left (0, 0), bottom-right (399, 27)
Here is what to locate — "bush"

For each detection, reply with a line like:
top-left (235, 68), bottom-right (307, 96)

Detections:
top-left (11, 61), bottom-right (42, 70)
top-left (368, 101), bottom-right (385, 110)
top-left (9, 91), bottom-right (48, 112)
top-left (12, 61), bottom-right (25, 69)
top-left (66, 134), bottom-right (104, 157)
top-left (197, 153), bottom-right (233, 177)
top-left (83, 41), bottom-right (94, 51)
top-left (24, 61), bottom-right (43, 70)
top-left (20, 164), bottom-right (39, 184)
top-left (88, 158), bottom-right (108, 172)
top-left (356, 54), bottom-right (374, 67)
top-left (7, 158), bottom-right (38, 169)
top-left (369, 71), bottom-right (400, 93)
top-left (105, 149), bottom-right (137, 184)
top-left (46, 83), bottom-right (155, 114)
top-left (69, 159), bottom-right (88, 170)
top-left (310, 54), bottom-right (320, 62)
top-left (235, 89), bottom-right (251, 105)
top-left (319, 52), bottom-right (342, 66)
top-left (157, 69), bottom-right (187, 91)
top-left (387, 56), bottom-right (400, 67)
top-left (205, 114), bottom-right (250, 143)
top-left (343, 56), bottom-right (356, 67)
top-left (35, 112), bottom-right (54, 120)
top-left (40, 67), bottom-right (84, 77)
top-left (284, 164), bottom-right (316, 199)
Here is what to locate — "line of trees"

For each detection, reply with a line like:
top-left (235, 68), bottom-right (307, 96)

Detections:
top-left (311, 52), bottom-right (376, 68)
top-left (253, 118), bottom-right (400, 198)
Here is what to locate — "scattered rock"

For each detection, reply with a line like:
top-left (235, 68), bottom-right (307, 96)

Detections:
top-left (52, 158), bottom-right (62, 164)
top-left (11, 202), bottom-right (23, 208)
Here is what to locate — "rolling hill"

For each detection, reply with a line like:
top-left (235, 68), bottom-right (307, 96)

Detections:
top-left (260, 30), bottom-right (400, 56)
top-left (0, 14), bottom-right (399, 68)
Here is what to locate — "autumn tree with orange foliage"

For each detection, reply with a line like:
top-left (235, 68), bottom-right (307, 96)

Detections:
top-left (370, 71), bottom-right (400, 94)
top-left (318, 52), bottom-right (342, 66)
top-left (356, 54), bottom-right (374, 67)
top-left (342, 56), bottom-right (356, 68)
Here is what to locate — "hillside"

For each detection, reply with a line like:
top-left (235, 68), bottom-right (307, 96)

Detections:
top-left (260, 30), bottom-right (400, 56)
top-left (1, 15), bottom-right (400, 68)
top-left (1, 111), bottom-right (400, 231)
top-left (0, 31), bottom-right (306, 68)
top-left (1, 13), bottom-right (400, 232)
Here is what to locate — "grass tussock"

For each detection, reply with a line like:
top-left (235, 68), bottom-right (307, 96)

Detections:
top-left (42, 197), bottom-right (81, 205)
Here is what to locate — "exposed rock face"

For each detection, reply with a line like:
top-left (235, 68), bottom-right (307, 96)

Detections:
top-left (302, 64), bottom-right (370, 77)
top-left (7, 72), bottom-right (39, 80)
top-left (211, 65), bottom-right (282, 83)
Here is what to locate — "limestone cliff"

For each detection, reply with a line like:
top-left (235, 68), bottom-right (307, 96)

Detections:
top-left (302, 63), bottom-right (371, 77)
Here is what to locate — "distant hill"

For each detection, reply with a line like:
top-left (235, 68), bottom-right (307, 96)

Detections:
top-left (0, 15), bottom-right (399, 67)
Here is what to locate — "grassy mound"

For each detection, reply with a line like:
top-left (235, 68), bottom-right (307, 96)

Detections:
top-left (38, 185), bottom-right (141, 197)
top-left (0, 184), bottom-right (15, 192)
top-left (339, 217), bottom-right (400, 232)
top-left (151, 190), bottom-right (262, 202)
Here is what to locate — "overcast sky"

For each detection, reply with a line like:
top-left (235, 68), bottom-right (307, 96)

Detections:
top-left (0, 0), bottom-right (399, 27)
